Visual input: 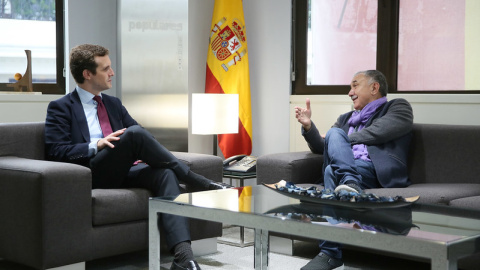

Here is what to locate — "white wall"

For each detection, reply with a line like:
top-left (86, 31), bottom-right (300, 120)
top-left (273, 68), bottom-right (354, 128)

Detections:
top-left (244, 0), bottom-right (292, 157)
top-left (67, 0), bottom-right (118, 97)
top-left (0, 93), bottom-right (62, 123)
top-left (187, 0), bottom-right (215, 154)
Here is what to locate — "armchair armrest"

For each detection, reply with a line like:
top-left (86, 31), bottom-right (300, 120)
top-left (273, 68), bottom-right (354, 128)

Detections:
top-left (0, 156), bottom-right (92, 269)
top-left (171, 151), bottom-right (223, 183)
top-left (256, 151), bottom-right (324, 185)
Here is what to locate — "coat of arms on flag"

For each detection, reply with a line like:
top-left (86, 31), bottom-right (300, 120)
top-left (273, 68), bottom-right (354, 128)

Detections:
top-left (210, 18), bottom-right (247, 72)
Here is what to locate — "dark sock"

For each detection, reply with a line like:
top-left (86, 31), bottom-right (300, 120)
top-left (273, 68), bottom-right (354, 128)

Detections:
top-left (173, 241), bottom-right (194, 266)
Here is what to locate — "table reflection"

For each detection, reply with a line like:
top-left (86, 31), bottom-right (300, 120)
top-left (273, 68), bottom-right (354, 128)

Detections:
top-left (264, 203), bottom-right (415, 236)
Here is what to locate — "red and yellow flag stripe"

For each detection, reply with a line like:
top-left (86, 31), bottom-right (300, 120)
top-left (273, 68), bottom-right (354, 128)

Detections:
top-left (205, 0), bottom-right (252, 158)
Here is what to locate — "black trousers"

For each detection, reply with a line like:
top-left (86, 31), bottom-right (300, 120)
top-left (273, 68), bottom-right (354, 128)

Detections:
top-left (90, 125), bottom-right (191, 250)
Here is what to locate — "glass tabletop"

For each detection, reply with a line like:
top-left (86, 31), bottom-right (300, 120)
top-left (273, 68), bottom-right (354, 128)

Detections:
top-left (151, 185), bottom-right (480, 245)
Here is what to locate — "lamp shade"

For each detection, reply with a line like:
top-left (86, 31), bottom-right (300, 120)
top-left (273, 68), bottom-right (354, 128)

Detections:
top-left (192, 93), bottom-right (239, 135)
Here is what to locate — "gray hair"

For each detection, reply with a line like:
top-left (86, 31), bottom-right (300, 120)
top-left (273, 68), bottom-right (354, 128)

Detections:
top-left (355, 70), bottom-right (388, 97)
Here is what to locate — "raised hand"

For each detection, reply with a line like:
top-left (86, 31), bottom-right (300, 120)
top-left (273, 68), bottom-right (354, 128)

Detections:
top-left (294, 98), bottom-right (312, 131)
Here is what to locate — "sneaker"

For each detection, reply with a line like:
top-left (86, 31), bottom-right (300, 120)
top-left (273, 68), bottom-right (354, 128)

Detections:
top-left (301, 252), bottom-right (344, 270)
top-left (334, 182), bottom-right (362, 194)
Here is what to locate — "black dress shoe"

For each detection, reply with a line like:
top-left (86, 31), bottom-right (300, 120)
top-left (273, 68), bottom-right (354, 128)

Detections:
top-left (208, 181), bottom-right (234, 190)
top-left (170, 260), bottom-right (201, 270)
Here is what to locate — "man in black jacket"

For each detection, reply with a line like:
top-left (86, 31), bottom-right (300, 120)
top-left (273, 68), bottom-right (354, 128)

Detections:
top-left (295, 70), bottom-right (413, 270)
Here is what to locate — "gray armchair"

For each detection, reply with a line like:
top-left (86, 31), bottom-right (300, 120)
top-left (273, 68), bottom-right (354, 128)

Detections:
top-left (0, 122), bottom-right (223, 270)
top-left (257, 151), bottom-right (324, 185)
top-left (257, 123), bottom-right (480, 206)
top-left (255, 123), bottom-right (480, 269)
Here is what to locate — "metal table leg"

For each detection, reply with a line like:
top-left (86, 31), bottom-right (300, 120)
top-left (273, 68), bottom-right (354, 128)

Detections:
top-left (254, 228), bottom-right (269, 270)
top-left (219, 177), bottom-right (253, 247)
top-left (149, 205), bottom-right (161, 270)
top-left (431, 257), bottom-right (456, 270)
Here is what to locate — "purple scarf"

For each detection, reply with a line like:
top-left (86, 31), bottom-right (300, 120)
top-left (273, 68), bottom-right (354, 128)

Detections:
top-left (348, 97), bottom-right (387, 161)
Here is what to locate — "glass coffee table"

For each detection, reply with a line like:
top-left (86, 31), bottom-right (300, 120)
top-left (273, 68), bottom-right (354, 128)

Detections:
top-left (149, 185), bottom-right (480, 270)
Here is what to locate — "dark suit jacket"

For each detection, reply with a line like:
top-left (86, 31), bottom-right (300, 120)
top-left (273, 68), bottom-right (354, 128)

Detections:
top-left (45, 89), bottom-right (137, 167)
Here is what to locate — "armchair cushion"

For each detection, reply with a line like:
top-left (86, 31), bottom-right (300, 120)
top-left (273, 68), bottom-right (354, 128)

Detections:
top-left (92, 188), bottom-right (150, 226)
top-left (449, 196), bottom-right (480, 209)
top-left (367, 183), bottom-right (480, 205)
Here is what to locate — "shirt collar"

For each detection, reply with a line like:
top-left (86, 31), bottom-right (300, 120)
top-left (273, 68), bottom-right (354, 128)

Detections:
top-left (76, 86), bottom-right (102, 104)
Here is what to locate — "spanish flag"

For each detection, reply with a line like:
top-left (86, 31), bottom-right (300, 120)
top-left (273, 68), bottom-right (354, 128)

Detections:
top-left (205, 0), bottom-right (252, 158)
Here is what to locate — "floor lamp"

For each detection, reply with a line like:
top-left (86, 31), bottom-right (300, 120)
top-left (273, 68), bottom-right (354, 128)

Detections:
top-left (192, 93), bottom-right (239, 156)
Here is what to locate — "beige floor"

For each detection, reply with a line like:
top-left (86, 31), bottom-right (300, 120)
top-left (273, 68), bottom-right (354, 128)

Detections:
top-left (0, 226), bottom-right (431, 270)
top-left (85, 226), bottom-right (431, 270)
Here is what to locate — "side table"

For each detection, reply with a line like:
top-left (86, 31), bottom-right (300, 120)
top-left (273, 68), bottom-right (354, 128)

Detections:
top-left (223, 170), bottom-right (257, 187)
top-left (220, 171), bottom-right (257, 247)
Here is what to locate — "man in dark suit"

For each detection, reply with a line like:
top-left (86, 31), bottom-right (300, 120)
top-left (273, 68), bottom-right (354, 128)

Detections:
top-left (45, 44), bottom-right (229, 270)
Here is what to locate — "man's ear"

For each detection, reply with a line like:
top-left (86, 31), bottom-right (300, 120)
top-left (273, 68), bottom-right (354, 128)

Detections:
top-left (371, 82), bottom-right (380, 96)
top-left (82, 69), bottom-right (91, 81)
